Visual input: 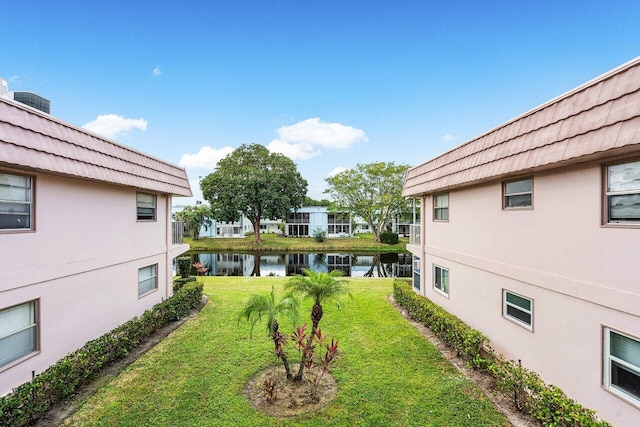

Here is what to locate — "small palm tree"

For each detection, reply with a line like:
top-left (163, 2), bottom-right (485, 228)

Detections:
top-left (285, 269), bottom-right (351, 381)
top-left (238, 286), bottom-right (299, 379)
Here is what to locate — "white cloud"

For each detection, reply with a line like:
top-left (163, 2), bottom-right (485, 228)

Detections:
top-left (267, 118), bottom-right (368, 160)
top-left (82, 114), bottom-right (147, 139)
top-left (327, 166), bottom-right (347, 177)
top-left (153, 67), bottom-right (162, 77)
top-left (442, 133), bottom-right (457, 143)
top-left (178, 145), bottom-right (234, 170)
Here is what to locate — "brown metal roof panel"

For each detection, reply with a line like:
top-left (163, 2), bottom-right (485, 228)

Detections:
top-left (606, 91), bottom-right (640, 126)
top-left (614, 117), bottom-right (640, 148)
top-left (597, 65), bottom-right (640, 104)
top-left (557, 102), bottom-right (611, 141)
top-left (561, 126), bottom-right (619, 162)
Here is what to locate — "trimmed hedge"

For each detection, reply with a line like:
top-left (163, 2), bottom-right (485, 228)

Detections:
top-left (173, 276), bottom-right (196, 292)
top-left (393, 279), bottom-right (611, 427)
top-left (0, 281), bottom-right (203, 427)
top-left (380, 232), bottom-right (399, 245)
top-left (177, 256), bottom-right (192, 279)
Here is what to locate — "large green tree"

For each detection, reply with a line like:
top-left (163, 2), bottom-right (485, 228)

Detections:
top-left (200, 144), bottom-right (308, 244)
top-left (324, 161), bottom-right (410, 242)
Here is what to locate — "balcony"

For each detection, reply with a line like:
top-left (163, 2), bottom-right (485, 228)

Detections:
top-left (409, 224), bottom-right (420, 245)
top-left (172, 221), bottom-right (184, 245)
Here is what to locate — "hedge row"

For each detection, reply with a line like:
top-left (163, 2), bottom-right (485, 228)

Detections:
top-left (0, 281), bottom-right (203, 427)
top-left (393, 279), bottom-right (611, 427)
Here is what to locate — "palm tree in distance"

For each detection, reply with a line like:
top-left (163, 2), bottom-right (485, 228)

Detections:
top-left (284, 269), bottom-right (352, 381)
top-left (238, 286), bottom-right (299, 379)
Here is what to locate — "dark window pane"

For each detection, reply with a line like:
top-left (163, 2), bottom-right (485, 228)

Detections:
top-left (505, 194), bottom-right (532, 208)
top-left (611, 361), bottom-right (640, 400)
top-left (507, 305), bottom-right (531, 325)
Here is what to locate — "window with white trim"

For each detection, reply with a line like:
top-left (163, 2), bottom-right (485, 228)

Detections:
top-left (503, 178), bottom-right (532, 209)
top-left (136, 193), bottom-right (156, 221)
top-left (503, 290), bottom-right (532, 330)
top-left (0, 300), bottom-right (38, 368)
top-left (0, 173), bottom-right (33, 231)
top-left (138, 264), bottom-right (158, 296)
top-left (413, 256), bottom-right (421, 291)
top-left (433, 265), bottom-right (449, 296)
top-left (605, 161), bottom-right (640, 224)
top-left (433, 193), bottom-right (449, 221)
top-left (604, 328), bottom-right (640, 405)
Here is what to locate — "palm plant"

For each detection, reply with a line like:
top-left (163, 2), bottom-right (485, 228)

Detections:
top-left (238, 286), bottom-right (299, 379)
top-left (284, 269), bottom-right (351, 381)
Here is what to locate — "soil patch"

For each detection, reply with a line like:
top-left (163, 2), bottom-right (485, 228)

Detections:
top-left (244, 365), bottom-right (338, 418)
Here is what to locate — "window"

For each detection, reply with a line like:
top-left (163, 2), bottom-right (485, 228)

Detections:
top-left (503, 290), bottom-right (533, 329)
top-left (0, 173), bottom-right (33, 231)
top-left (433, 193), bottom-right (449, 221)
top-left (136, 193), bottom-right (156, 221)
top-left (604, 328), bottom-right (640, 405)
top-left (328, 213), bottom-right (350, 235)
top-left (605, 161), bottom-right (640, 224)
top-left (433, 265), bottom-right (449, 296)
top-left (413, 256), bottom-right (421, 291)
top-left (503, 178), bottom-right (533, 209)
top-left (0, 300), bottom-right (38, 369)
top-left (138, 264), bottom-right (158, 296)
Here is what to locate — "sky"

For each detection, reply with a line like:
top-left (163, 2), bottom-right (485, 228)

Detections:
top-left (3, 1), bottom-right (640, 205)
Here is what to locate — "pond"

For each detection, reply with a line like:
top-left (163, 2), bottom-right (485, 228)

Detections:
top-left (183, 252), bottom-right (413, 278)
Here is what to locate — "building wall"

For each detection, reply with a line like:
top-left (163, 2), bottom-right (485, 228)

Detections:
top-left (0, 168), bottom-right (183, 395)
top-left (417, 161), bottom-right (639, 426)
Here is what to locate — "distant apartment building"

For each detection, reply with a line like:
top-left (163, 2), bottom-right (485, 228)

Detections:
top-left (403, 57), bottom-right (640, 426)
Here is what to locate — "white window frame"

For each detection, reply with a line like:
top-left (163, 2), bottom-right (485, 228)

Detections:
top-left (605, 160), bottom-right (640, 225)
top-left (136, 192), bottom-right (157, 221)
top-left (433, 265), bottom-right (449, 297)
top-left (502, 290), bottom-right (533, 330)
top-left (138, 264), bottom-right (158, 297)
top-left (0, 172), bottom-right (34, 232)
top-left (503, 177), bottom-right (533, 209)
top-left (604, 327), bottom-right (640, 407)
top-left (0, 300), bottom-right (39, 370)
top-left (433, 193), bottom-right (449, 221)
top-left (413, 256), bottom-right (421, 291)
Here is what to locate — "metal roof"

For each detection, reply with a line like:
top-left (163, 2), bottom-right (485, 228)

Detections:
top-left (0, 97), bottom-right (192, 197)
top-left (403, 56), bottom-right (640, 197)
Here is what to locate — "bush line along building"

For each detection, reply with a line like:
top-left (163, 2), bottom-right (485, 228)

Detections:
top-left (403, 57), bottom-right (640, 426)
top-left (0, 90), bottom-right (192, 396)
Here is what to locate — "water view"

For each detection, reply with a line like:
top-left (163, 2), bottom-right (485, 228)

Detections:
top-left (186, 252), bottom-right (413, 278)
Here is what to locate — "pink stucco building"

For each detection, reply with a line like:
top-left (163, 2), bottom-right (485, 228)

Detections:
top-left (403, 57), bottom-right (640, 426)
top-left (0, 96), bottom-right (191, 395)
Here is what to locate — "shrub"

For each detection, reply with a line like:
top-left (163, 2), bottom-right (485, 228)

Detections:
top-left (173, 276), bottom-right (196, 292)
top-left (392, 279), bottom-right (611, 427)
top-left (0, 281), bottom-right (203, 427)
top-left (177, 256), bottom-right (192, 279)
top-left (312, 227), bottom-right (326, 242)
top-left (380, 232), bottom-right (398, 244)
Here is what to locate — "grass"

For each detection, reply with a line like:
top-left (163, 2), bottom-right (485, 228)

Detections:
top-left (185, 233), bottom-right (409, 253)
top-left (65, 277), bottom-right (508, 426)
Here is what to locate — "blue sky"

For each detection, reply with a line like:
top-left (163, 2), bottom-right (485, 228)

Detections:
top-left (3, 1), bottom-right (640, 204)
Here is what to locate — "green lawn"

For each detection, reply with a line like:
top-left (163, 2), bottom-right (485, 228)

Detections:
top-left (65, 277), bottom-right (508, 426)
top-left (185, 233), bottom-right (409, 253)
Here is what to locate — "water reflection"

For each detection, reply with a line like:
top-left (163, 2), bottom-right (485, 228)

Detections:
top-left (186, 252), bottom-right (412, 278)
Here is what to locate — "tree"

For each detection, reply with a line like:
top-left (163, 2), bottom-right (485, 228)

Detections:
top-left (201, 144), bottom-right (308, 244)
top-left (238, 286), bottom-right (299, 379)
top-left (174, 204), bottom-right (212, 240)
top-left (284, 269), bottom-right (351, 381)
top-left (324, 161), bottom-right (410, 242)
